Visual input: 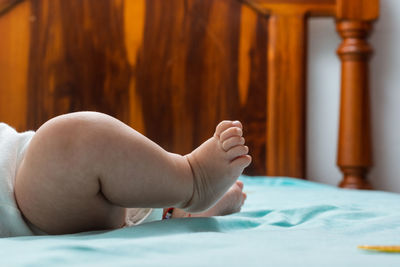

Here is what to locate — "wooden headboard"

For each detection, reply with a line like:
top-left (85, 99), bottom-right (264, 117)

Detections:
top-left (0, 0), bottom-right (379, 188)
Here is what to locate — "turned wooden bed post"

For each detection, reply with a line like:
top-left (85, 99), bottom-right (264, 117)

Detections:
top-left (336, 0), bottom-right (379, 189)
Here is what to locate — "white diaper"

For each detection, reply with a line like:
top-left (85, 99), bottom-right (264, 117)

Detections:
top-left (0, 123), bottom-right (35, 237)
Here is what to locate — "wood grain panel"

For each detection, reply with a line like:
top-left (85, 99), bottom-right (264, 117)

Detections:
top-left (238, 4), bottom-right (268, 175)
top-left (337, 0), bottom-right (379, 20)
top-left (0, 0), bottom-right (30, 131)
top-left (0, 0), bottom-right (23, 16)
top-left (0, 0), bottom-right (267, 174)
top-left (27, 0), bottom-right (132, 129)
top-left (133, 0), bottom-right (268, 176)
top-left (243, 0), bottom-right (335, 16)
top-left (1, 0), bottom-right (377, 179)
top-left (266, 13), bottom-right (306, 178)
top-left (124, 0), bottom-right (146, 134)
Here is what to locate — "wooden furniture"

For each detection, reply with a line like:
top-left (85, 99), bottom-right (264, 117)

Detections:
top-left (244, 0), bottom-right (379, 187)
top-left (0, 0), bottom-right (379, 188)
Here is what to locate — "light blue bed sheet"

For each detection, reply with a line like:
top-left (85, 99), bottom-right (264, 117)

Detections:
top-left (1, 176), bottom-right (400, 266)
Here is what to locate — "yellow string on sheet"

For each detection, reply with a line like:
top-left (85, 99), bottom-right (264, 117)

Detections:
top-left (358, 245), bottom-right (400, 253)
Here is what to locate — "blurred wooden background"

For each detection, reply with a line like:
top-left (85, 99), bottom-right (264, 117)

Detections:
top-left (0, 0), bottom-right (267, 174)
top-left (0, 0), bottom-right (378, 185)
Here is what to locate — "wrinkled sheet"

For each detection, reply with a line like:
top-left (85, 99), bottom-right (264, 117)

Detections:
top-left (1, 176), bottom-right (400, 266)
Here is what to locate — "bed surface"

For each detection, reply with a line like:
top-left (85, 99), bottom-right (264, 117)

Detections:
top-left (1, 177), bottom-right (399, 266)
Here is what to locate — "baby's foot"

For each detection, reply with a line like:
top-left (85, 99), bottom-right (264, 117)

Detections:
top-left (193, 181), bottom-right (247, 217)
top-left (183, 121), bottom-right (251, 213)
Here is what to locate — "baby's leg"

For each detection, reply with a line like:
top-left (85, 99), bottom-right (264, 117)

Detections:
top-left (15, 112), bottom-right (251, 234)
top-left (15, 112), bottom-right (193, 234)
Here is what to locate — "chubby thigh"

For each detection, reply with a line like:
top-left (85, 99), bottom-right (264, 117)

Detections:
top-left (14, 111), bottom-right (192, 235)
top-left (15, 112), bottom-right (195, 235)
top-left (14, 113), bottom-right (128, 235)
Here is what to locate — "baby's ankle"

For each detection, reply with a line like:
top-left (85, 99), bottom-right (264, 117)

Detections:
top-left (178, 154), bottom-right (198, 211)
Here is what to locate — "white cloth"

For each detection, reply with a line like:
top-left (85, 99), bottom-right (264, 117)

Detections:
top-left (0, 123), bottom-right (162, 237)
top-left (0, 123), bottom-right (35, 237)
top-left (125, 208), bottom-right (163, 226)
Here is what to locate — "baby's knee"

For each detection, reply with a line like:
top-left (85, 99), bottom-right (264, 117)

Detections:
top-left (38, 111), bottom-right (111, 133)
top-left (28, 112), bottom-right (114, 162)
top-left (40, 111), bottom-right (114, 140)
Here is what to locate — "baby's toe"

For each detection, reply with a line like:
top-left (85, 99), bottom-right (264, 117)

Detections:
top-left (215, 121), bottom-right (243, 140)
top-left (220, 127), bottom-right (243, 143)
top-left (232, 120), bottom-right (243, 129)
top-left (222, 136), bottom-right (245, 151)
top-left (230, 154), bottom-right (252, 170)
top-left (242, 192), bottom-right (247, 205)
top-left (214, 121), bottom-right (233, 138)
top-left (236, 180), bottom-right (244, 190)
top-left (227, 145), bottom-right (248, 161)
